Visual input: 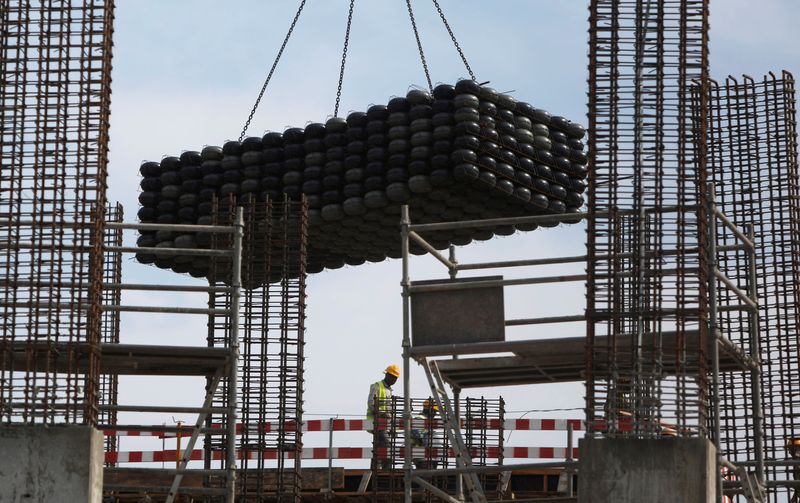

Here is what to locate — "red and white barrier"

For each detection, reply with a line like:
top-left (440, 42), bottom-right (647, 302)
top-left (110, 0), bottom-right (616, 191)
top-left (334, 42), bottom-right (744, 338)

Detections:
top-left (104, 418), bottom-right (584, 438)
top-left (105, 446), bottom-right (580, 464)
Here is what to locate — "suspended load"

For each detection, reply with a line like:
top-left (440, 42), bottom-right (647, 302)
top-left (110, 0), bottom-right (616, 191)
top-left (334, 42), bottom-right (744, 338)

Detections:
top-left (135, 80), bottom-right (588, 278)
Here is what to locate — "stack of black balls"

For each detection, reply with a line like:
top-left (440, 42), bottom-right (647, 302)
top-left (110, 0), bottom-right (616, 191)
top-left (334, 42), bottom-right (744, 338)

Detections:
top-left (135, 80), bottom-right (588, 281)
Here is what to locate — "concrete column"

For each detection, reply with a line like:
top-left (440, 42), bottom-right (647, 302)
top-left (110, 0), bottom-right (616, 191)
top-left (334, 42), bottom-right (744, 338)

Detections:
top-left (0, 425), bottom-right (103, 503)
top-left (578, 437), bottom-right (716, 503)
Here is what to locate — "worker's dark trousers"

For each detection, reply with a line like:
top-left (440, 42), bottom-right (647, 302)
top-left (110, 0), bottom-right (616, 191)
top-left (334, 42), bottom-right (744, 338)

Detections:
top-left (376, 430), bottom-right (392, 470)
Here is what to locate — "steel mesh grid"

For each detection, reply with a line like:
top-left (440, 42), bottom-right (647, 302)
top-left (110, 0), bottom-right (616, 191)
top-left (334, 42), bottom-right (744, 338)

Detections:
top-left (100, 202), bottom-right (123, 461)
top-left (586, 0), bottom-right (711, 438)
top-left (0, 0), bottom-right (114, 426)
top-left (205, 196), bottom-right (308, 502)
top-left (706, 72), bottom-right (800, 501)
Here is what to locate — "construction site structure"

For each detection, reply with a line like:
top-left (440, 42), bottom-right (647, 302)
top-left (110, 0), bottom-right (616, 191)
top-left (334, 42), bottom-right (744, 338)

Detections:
top-left (3, 0), bottom-right (800, 502)
top-left (204, 196), bottom-right (309, 503)
top-left (397, 196), bottom-right (764, 503)
top-left (705, 72), bottom-right (800, 501)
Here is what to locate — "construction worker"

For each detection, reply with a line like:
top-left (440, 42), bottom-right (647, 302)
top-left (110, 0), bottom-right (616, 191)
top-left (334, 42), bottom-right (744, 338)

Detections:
top-left (367, 364), bottom-right (400, 470)
top-left (411, 399), bottom-right (439, 469)
top-left (788, 437), bottom-right (800, 502)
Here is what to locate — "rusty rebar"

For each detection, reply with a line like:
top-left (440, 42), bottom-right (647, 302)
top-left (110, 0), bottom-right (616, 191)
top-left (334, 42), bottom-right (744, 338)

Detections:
top-left (586, 0), bottom-right (711, 439)
top-left (0, 0), bottom-right (114, 427)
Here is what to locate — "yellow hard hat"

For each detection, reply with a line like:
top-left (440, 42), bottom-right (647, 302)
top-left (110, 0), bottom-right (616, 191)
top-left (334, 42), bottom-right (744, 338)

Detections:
top-left (787, 438), bottom-right (800, 447)
top-left (423, 399), bottom-right (439, 411)
top-left (385, 364), bottom-right (400, 377)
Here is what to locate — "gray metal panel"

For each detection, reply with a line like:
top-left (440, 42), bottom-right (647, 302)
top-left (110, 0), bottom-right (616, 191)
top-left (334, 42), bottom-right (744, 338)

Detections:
top-left (410, 276), bottom-right (505, 347)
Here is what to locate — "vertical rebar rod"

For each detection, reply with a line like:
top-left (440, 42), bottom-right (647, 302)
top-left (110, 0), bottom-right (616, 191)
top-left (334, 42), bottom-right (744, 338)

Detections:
top-left (401, 204), bottom-right (413, 503)
top-left (454, 388), bottom-right (464, 502)
top-left (746, 223), bottom-right (765, 483)
top-left (328, 417), bottom-right (334, 495)
top-left (567, 422), bottom-right (574, 497)
top-left (707, 182), bottom-right (722, 503)
top-left (226, 207), bottom-right (244, 503)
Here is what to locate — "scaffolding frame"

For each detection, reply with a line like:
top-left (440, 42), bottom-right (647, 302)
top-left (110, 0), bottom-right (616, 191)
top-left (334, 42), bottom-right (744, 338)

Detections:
top-left (99, 213), bottom-right (244, 503)
top-left (400, 203), bottom-right (764, 503)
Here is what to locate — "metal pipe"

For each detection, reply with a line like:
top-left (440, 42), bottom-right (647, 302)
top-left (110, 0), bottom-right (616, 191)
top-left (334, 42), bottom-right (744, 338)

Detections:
top-left (455, 244), bottom-right (745, 272)
top-left (745, 223), bottom-right (765, 482)
top-left (102, 485), bottom-right (228, 496)
top-left (226, 206), bottom-right (244, 503)
top-left (328, 417), bottom-right (334, 496)
top-left (107, 245), bottom-right (232, 257)
top-left (566, 422), bottom-right (574, 497)
top-left (737, 459), bottom-right (800, 467)
top-left (448, 245), bottom-right (458, 280)
top-left (505, 315), bottom-right (586, 326)
top-left (713, 208), bottom-right (756, 250)
top-left (410, 212), bottom-right (587, 232)
top-left (707, 182), bottom-right (723, 503)
top-left (0, 221), bottom-right (232, 234)
top-left (408, 274), bottom-right (588, 294)
top-left (0, 302), bottom-right (229, 316)
top-left (412, 460), bottom-right (579, 477)
top-left (409, 230), bottom-right (457, 271)
top-left (165, 373), bottom-right (223, 503)
top-left (448, 245), bottom-right (462, 501)
top-left (0, 280), bottom-right (230, 293)
top-left (412, 476), bottom-right (462, 503)
top-left (407, 205), bottom-right (696, 233)
top-left (99, 425), bottom-right (227, 435)
top-left (0, 242), bottom-right (231, 257)
top-left (713, 269), bottom-right (758, 310)
top-left (105, 467), bottom-right (227, 475)
top-left (401, 205), bottom-right (413, 503)
top-left (107, 305), bottom-right (231, 315)
top-left (457, 255), bottom-right (590, 270)
top-left (101, 405), bottom-right (228, 414)
top-left (454, 387), bottom-right (464, 502)
top-left (103, 283), bottom-right (231, 293)
top-left (106, 221), bottom-right (235, 233)
top-left (715, 334), bottom-right (760, 371)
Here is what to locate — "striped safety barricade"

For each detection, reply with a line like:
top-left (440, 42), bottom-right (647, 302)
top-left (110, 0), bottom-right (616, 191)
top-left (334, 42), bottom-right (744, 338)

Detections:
top-left (104, 418), bottom-right (585, 438)
top-left (105, 446), bottom-right (581, 464)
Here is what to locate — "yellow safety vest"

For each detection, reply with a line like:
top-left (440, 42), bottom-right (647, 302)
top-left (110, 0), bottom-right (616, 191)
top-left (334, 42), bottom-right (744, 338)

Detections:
top-left (366, 380), bottom-right (390, 421)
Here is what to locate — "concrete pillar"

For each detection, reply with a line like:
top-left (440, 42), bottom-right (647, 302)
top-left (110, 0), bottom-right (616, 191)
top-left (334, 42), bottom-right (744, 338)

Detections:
top-left (578, 437), bottom-right (716, 503)
top-left (0, 425), bottom-right (103, 503)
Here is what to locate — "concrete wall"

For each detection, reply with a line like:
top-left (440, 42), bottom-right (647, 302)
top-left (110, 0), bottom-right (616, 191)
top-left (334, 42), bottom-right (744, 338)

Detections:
top-left (578, 437), bottom-right (715, 503)
top-left (0, 425), bottom-right (103, 503)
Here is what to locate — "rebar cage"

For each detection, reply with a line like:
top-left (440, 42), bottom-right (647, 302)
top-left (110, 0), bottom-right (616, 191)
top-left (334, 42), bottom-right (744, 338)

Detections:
top-left (370, 396), bottom-right (504, 501)
top-left (706, 72), bottom-right (800, 502)
top-left (0, 0), bottom-right (115, 426)
top-left (206, 195), bottom-right (308, 502)
top-left (586, 0), bottom-right (711, 438)
top-left (101, 203), bottom-right (123, 461)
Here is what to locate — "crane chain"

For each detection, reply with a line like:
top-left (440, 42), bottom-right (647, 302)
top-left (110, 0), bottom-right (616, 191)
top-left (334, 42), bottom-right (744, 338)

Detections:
top-left (431, 0), bottom-right (476, 81)
top-left (334, 0), bottom-right (356, 118)
top-left (405, 0), bottom-right (433, 93)
top-left (239, 0), bottom-right (308, 142)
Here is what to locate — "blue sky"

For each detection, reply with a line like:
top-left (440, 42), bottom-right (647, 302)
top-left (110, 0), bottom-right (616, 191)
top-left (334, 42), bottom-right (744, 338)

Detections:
top-left (106, 0), bottom-right (800, 466)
